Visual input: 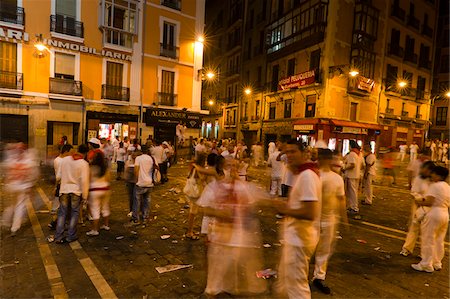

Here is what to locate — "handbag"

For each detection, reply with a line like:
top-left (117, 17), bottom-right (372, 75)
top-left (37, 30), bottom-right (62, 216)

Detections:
top-left (183, 168), bottom-right (200, 198)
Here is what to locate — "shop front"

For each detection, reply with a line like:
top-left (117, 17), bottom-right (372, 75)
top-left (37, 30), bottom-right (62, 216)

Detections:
top-left (145, 108), bottom-right (202, 144)
top-left (379, 118), bottom-right (426, 149)
top-left (86, 111), bottom-right (139, 142)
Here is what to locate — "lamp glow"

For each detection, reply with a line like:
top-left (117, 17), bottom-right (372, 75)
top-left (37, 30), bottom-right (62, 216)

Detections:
top-left (208, 100), bottom-right (214, 106)
top-left (34, 43), bottom-right (48, 52)
top-left (244, 88), bottom-right (252, 95)
top-left (206, 72), bottom-right (215, 80)
top-left (197, 36), bottom-right (205, 43)
top-left (398, 80), bottom-right (407, 88)
top-left (446, 91), bottom-right (450, 98)
top-left (349, 69), bottom-right (359, 77)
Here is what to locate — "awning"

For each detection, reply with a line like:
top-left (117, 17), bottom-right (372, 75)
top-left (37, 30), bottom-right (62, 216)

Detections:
top-left (330, 119), bottom-right (382, 130)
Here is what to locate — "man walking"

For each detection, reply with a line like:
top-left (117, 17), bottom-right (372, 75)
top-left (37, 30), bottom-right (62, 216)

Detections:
top-left (410, 141), bottom-right (419, 162)
top-left (344, 140), bottom-right (362, 214)
top-left (133, 146), bottom-right (154, 224)
top-left (362, 146), bottom-right (377, 205)
top-left (51, 144), bottom-right (89, 243)
top-left (273, 139), bottom-right (321, 299)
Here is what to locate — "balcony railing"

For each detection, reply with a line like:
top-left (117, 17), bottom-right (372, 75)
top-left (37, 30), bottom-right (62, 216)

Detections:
top-left (401, 111), bottom-right (409, 117)
top-left (0, 6), bottom-right (24, 25)
top-left (404, 52), bottom-right (418, 64)
top-left (416, 114), bottom-right (422, 119)
top-left (421, 25), bottom-right (433, 38)
top-left (385, 108), bottom-right (394, 114)
top-left (388, 43), bottom-right (404, 58)
top-left (400, 87), bottom-right (417, 98)
top-left (0, 71), bottom-right (23, 90)
top-left (390, 5), bottom-right (405, 22)
top-left (50, 14), bottom-right (84, 38)
top-left (49, 78), bottom-right (82, 96)
top-left (418, 59), bottom-right (431, 69)
top-left (160, 43), bottom-right (179, 59)
top-left (101, 85), bottom-right (130, 101)
top-left (161, 0), bottom-right (181, 11)
top-left (416, 89), bottom-right (425, 99)
top-left (157, 92), bottom-right (177, 106)
top-left (407, 15), bottom-right (420, 30)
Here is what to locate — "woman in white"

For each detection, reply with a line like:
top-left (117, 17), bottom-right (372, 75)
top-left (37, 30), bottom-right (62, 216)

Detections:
top-left (197, 158), bottom-right (266, 296)
top-left (86, 150), bottom-right (111, 236)
top-left (411, 166), bottom-right (450, 272)
top-left (268, 145), bottom-right (283, 196)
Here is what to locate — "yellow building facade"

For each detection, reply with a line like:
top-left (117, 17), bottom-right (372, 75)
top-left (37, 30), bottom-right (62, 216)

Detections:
top-left (0, 0), bottom-right (205, 162)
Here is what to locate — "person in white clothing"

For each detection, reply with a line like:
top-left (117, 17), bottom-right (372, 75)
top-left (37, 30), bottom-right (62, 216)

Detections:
top-left (116, 142), bottom-right (126, 180)
top-left (399, 144), bottom-right (408, 162)
top-left (344, 140), bottom-right (362, 214)
top-left (412, 166), bottom-right (449, 272)
top-left (268, 142), bottom-right (276, 162)
top-left (252, 142), bottom-right (264, 166)
top-left (362, 146), bottom-right (377, 205)
top-left (400, 161), bottom-right (434, 256)
top-left (311, 148), bottom-right (347, 295)
top-left (437, 141), bottom-right (443, 162)
top-left (409, 142), bottom-right (419, 162)
top-left (272, 139), bottom-right (321, 299)
top-left (133, 146), bottom-right (154, 223)
top-left (268, 146), bottom-right (283, 196)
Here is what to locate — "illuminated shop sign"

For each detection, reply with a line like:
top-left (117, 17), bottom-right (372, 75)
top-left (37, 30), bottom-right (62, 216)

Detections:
top-left (146, 108), bottom-right (202, 128)
top-left (278, 70), bottom-right (316, 90)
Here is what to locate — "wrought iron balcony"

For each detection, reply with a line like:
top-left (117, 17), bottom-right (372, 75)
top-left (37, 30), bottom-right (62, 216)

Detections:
top-left (419, 59), bottom-right (431, 70)
top-left (388, 43), bottom-right (404, 58)
top-left (0, 6), bottom-right (24, 25)
top-left (407, 15), bottom-right (420, 30)
top-left (50, 14), bottom-right (84, 38)
top-left (400, 87), bottom-right (417, 98)
top-left (101, 85), bottom-right (130, 101)
top-left (421, 24), bottom-right (433, 38)
top-left (160, 43), bottom-right (179, 59)
top-left (416, 89), bottom-right (425, 100)
top-left (404, 52), bottom-right (418, 64)
top-left (161, 0), bottom-right (181, 11)
top-left (401, 111), bottom-right (409, 117)
top-left (390, 5), bottom-right (405, 22)
top-left (157, 92), bottom-right (177, 106)
top-left (385, 108), bottom-right (394, 114)
top-left (416, 114), bottom-right (422, 119)
top-left (49, 78), bottom-right (82, 96)
top-left (0, 71), bottom-right (23, 90)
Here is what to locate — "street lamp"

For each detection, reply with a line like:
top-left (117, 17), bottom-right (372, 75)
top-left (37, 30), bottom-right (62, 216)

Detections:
top-left (208, 99), bottom-right (214, 106)
top-left (197, 35), bottom-right (205, 43)
top-left (446, 91), bottom-right (450, 98)
top-left (349, 69), bottom-right (359, 77)
top-left (244, 88), bottom-right (252, 95)
top-left (398, 80), bottom-right (408, 88)
top-left (206, 71), bottom-right (215, 80)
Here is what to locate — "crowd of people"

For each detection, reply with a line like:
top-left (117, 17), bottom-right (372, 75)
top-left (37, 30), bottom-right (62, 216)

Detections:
top-left (1, 134), bottom-right (449, 298)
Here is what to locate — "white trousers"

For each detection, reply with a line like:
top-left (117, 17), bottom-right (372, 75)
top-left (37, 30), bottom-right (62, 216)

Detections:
top-left (419, 208), bottom-right (449, 268)
top-left (270, 177), bottom-right (282, 196)
top-left (402, 203), bottom-right (425, 253)
top-left (275, 243), bottom-right (315, 299)
top-left (363, 174), bottom-right (374, 204)
top-left (313, 219), bottom-right (337, 280)
top-left (2, 192), bottom-right (28, 233)
top-left (345, 178), bottom-right (359, 211)
top-left (410, 152), bottom-right (417, 162)
top-left (400, 152), bottom-right (406, 162)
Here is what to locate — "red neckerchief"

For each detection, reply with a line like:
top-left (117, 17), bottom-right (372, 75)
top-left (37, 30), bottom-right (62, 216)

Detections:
top-left (72, 153), bottom-right (84, 160)
top-left (298, 162), bottom-right (320, 177)
top-left (351, 148), bottom-right (360, 155)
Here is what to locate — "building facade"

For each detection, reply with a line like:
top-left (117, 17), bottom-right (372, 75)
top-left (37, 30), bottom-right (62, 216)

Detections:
top-left (0, 0), bottom-right (205, 162)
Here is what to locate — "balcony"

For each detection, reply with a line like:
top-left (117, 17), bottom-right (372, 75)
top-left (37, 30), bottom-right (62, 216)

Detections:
top-left (0, 71), bottom-right (23, 90)
top-left (407, 15), bottom-right (420, 31)
top-left (388, 43), bottom-right (404, 58)
top-left (49, 78), bottom-right (82, 96)
top-left (400, 87), bottom-right (417, 98)
top-left (160, 43), bottom-right (179, 59)
top-left (390, 5), bottom-right (405, 22)
top-left (416, 114), bottom-right (422, 119)
top-left (404, 52), bottom-right (418, 64)
top-left (157, 92), bottom-right (177, 106)
top-left (416, 89), bottom-right (425, 99)
top-left (418, 59), bottom-right (431, 70)
top-left (50, 15), bottom-right (84, 38)
top-left (401, 111), bottom-right (409, 117)
top-left (101, 85), bottom-right (130, 101)
top-left (421, 24), bottom-right (433, 38)
top-left (161, 0), bottom-right (181, 11)
top-left (385, 108), bottom-right (394, 114)
top-left (0, 6), bottom-right (24, 25)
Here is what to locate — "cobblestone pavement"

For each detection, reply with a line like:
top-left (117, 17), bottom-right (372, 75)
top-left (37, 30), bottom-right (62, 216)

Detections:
top-left (1, 161), bottom-right (449, 298)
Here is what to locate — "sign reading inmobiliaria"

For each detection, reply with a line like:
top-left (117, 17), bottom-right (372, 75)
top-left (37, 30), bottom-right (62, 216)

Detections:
top-left (278, 69), bottom-right (316, 90)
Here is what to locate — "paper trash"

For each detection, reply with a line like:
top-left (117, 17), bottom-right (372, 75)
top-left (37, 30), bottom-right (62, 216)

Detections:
top-left (155, 264), bottom-right (193, 274)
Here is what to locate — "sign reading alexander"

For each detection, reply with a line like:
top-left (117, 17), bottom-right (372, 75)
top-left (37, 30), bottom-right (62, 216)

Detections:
top-left (278, 70), bottom-right (316, 90)
top-left (0, 26), bottom-right (131, 61)
top-left (146, 108), bottom-right (202, 129)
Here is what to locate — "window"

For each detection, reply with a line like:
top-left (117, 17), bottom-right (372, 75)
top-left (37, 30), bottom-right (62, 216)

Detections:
top-left (440, 55), bottom-right (449, 73)
top-left (161, 21), bottom-right (178, 58)
top-left (52, 0), bottom-right (83, 38)
top-left (405, 35), bottom-right (415, 59)
top-left (54, 53), bottom-right (75, 80)
top-left (351, 48), bottom-right (376, 78)
top-left (305, 95), bottom-right (316, 118)
top-left (255, 100), bottom-right (260, 118)
top-left (0, 41), bottom-right (19, 89)
top-left (416, 105), bottom-right (420, 118)
top-left (403, 70), bottom-right (413, 83)
top-left (390, 29), bottom-right (400, 45)
top-left (284, 99), bottom-right (292, 118)
top-left (102, 0), bottom-right (137, 48)
top-left (161, 0), bottom-right (181, 11)
top-left (257, 66), bottom-right (262, 86)
top-left (56, 0), bottom-right (76, 17)
top-left (271, 65), bottom-right (279, 92)
top-left (0, 0), bottom-right (24, 25)
top-left (287, 58), bottom-right (296, 76)
top-left (386, 64), bottom-right (398, 86)
top-left (269, 102), bottom-right (276, 119)
top-left (416, 76), bottom-right (426, 99)
top-left (160, 70), bottom-right (175, 105)
top-left (419, 43), bottom-right (430, 68)
top-left (310, 49), bottom-right (321, 71)
top-left (243, 102), bottom-right (248, 118)
top-left (106, 61), bottom-right (123, 87)
top-left (353, 2), bottom-right (379, 38)
top-left (350, 102), bottom-right (358, 121)
top-left (436, 107), bottom-right (448, 126)
top-left (247, 38), bottom-right (252, 59)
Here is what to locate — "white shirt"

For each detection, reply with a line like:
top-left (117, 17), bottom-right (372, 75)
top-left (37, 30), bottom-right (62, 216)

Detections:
top-left (365, 153), bottom-right (377, 176)
top-left (284, 169), bottom-right (322, 247)
top-left (320, 170), bottom-right (345, 221)
top-left (54, 156), bottom-right (63, 178)
top-left (221, 150), bottom-right (236, 158)
top-left (411, 176), bottom-right (430, 196)
top-left (195, 143), bottom-right (206, 154)
top-left (410, 144), bottom-right (419, 153)
top-left (407, 159), bottom-right (423, 179)
top-left (268, 150), bottom-right (283, 178)
top-left (345, 151), bottom-right (360, 179)
top-left (116, 148), bottom-right (126, 162)
top-left (425, 181), bottom-right (450, 208)
top-left (150, 146), bottom-right (166, 164)
top-left (134, 154), bottom-right (154, 187)
top-left (58, 155), bottom-right (90, 199)
top-left (399, 144), bottom-right (408, 153)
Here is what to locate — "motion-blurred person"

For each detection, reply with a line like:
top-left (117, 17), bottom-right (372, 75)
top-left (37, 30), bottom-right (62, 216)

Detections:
top-left (381, 147), bottom-right (397, 185)
top-left (116, 142), bottom-right (126, 180)
top-left (268, 143), bottom-right (283, 196)
top-left (125, 151), bottom-right (139, 217)
top-left (50, 144), bottom-right (89, 243)
top-left (344, 140), bottom-right (362, 214)
top-left (86, 150), bottom-right (111, 236)
top-left (412, 166), bottom-right (449, 272)
top-left (399, 143), bottom-right (408, 162)
top-left (407, 152), bottom-right (428, 189)
top-left (133, 146), bottom-right (154, 224)
top-left (272, 140), bottom-right (321, 299)
top-left (236, 143), bottom-right (249, 181)
top-left (252, 142), bottom-right (264, 167)
top-left (312, 148), bottom-right (347, 294)
top-left (400, 161), bottom-right (434, 257)
top-left (2, 143), bottom-right (39, 236)
top-left (197, 158), bottom-right (267, 296)
top-left (362, 146), bottom-right (377, 205)
top-left (151, 141), bottom-right (168, 183)
top-left (409, 141), bottom-right (419, 162)
top-left (268, 141), bottom-right (276, 161)
top-left (48, 144), bottom-right (73, 230)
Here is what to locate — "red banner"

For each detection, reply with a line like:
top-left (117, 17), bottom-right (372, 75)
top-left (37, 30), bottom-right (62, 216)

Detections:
top-left (356, 76), bottom-right (375, 92)
top-left (278, 70), bottom-right (316, 90)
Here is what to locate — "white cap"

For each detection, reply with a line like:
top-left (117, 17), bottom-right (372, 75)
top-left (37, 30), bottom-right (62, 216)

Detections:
top-left (88, 138), bottom-right (101, 146)
top-left (162, 141), bottom-right (169, 146)
top-left (314, 140), bottom-right (327, 149)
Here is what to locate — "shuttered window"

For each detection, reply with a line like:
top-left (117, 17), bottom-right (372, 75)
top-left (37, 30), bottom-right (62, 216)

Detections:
top-left (106, 61), bottom-right (123, 87)
top-left (55, 52), bottom-right (75, 79)
top-left (0, 42), bottom-right (17, 72)
top-left (161, 70), bottom-right (175, 94)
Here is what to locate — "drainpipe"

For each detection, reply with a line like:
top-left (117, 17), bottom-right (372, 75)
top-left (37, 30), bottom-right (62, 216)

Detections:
top-left (427, 1), bottom-right (439, 140)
